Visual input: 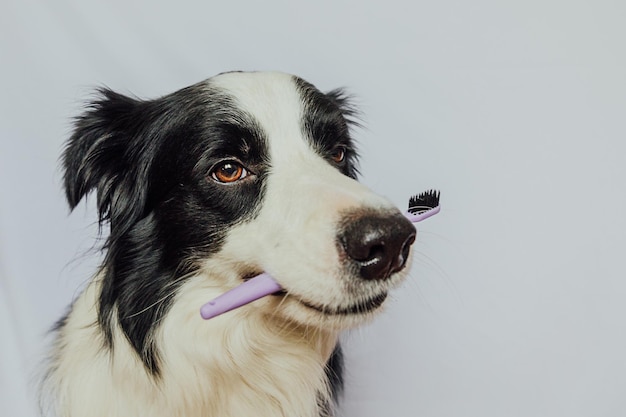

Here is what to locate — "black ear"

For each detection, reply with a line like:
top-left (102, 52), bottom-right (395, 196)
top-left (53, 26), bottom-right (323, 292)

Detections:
top-left (325, 88), bottom-right (361, 128)
top-left (63, 88), bottom-right (152, 236)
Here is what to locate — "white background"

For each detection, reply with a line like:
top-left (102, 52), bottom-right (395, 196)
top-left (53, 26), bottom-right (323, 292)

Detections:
top-left (2, 1), bottom-right (626, 416)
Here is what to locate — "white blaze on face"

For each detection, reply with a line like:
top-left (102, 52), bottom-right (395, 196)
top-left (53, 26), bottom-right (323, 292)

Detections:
top-left (210, 72), bottom-right (403, 325)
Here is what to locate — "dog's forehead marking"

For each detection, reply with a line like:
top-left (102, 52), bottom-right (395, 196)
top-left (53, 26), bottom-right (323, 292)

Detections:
top-left (208, 71), bottom-right (386, 213)
top-left (209, 72), bottom-right (311, 158)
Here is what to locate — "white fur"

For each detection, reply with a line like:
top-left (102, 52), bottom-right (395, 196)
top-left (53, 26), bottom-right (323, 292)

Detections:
top-left (45, 72), bottom-right (411, 417)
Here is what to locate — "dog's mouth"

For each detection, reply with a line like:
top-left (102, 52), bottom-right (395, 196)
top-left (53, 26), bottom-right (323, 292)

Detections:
top-left (274, 290), bottom-right (388, 316)
top-left (302, 292), bottom-right (388, 315)
top-left (242, 272), bottom-right (388, 316)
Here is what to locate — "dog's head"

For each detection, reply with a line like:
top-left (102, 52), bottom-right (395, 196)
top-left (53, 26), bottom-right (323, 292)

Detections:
top-left (64, 72), bottom-right (415, 360)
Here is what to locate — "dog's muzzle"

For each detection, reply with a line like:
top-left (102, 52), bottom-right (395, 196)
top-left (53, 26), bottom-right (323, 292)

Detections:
top-left (338, 211), bottom-right (416, 281)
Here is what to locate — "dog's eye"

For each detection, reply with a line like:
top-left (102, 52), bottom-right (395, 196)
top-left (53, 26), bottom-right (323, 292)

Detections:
top-left (211, 161), bottom-right (248, 184)
top-left (330, 146), bottom-right (346, 164)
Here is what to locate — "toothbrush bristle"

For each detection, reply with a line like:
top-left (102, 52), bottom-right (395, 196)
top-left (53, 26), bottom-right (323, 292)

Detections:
top-left (408, 189), bottom-right (440, 214)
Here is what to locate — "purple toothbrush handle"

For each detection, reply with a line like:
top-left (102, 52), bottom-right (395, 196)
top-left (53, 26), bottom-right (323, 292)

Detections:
top-left (200, 272), bottom-right (282, 320)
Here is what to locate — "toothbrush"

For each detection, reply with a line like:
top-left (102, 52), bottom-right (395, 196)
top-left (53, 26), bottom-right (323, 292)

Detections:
top-left (200, 190), bottom-right (441, 320)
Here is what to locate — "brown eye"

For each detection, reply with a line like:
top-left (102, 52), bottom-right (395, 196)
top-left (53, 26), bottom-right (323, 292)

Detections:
top-left (331, 146), bottom-right (346, 164)
top-left (211, 161), bottom-right (248, 183)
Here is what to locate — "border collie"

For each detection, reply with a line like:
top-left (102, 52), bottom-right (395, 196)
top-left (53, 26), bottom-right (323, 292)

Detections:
top-left (44, 71), bottom-right (416, 417)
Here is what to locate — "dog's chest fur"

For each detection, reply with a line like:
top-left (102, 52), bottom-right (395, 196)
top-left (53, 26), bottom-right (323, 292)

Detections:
top-left (48, 276), bottom-right (339, 417)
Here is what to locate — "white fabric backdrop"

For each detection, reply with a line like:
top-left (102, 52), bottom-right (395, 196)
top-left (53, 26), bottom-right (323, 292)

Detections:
top-left (2, 1), bottom-right (626, 416)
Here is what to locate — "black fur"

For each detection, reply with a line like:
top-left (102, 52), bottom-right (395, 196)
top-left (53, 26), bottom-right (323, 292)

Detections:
top-left (326, 344), bottom-right (345, 399)
top-left (63, 83), bottom-right (269, 373)
top-left (295, 77), bottom-right (360, 179)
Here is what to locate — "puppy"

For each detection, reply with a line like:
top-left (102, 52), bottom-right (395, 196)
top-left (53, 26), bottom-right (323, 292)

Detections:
top-left (44, 71), bottom-right (416, 417)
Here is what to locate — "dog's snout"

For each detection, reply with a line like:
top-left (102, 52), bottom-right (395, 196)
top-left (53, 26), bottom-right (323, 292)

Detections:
top-left (339, 212), bottom-right (416, 281)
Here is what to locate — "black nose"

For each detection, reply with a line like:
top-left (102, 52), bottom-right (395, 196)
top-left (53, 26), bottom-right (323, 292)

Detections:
top-left (338, 211), bottom-right (416, 281)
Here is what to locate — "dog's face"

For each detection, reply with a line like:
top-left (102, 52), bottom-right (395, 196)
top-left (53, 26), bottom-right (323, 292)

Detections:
top-left (64, 72), bottom-right (415, 363)
top-left (203, 72), bottom-right (416, 329)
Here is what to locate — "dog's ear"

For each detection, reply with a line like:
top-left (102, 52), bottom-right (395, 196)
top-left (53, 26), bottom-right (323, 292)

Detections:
top-left (325, 88), bottom-right (361, 128)
top-left (63, 88), bottom-right (153, 236)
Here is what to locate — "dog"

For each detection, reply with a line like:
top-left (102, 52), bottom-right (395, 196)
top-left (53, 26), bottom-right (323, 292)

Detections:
top-left (43, 71), bottom-right (416, 417)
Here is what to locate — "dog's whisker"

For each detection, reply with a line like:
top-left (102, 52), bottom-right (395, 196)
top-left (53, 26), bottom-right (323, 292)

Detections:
top-left (123, 284), bottom-right (180, 320)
